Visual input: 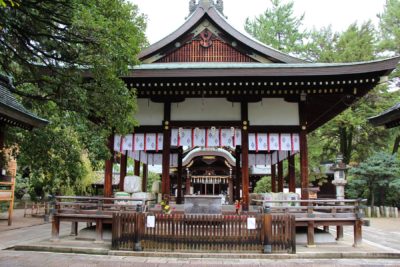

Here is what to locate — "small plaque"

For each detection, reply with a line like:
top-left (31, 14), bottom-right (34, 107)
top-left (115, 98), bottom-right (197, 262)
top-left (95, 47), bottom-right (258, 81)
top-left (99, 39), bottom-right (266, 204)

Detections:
top-left (146, 215), bottom-right (155, 228)
top-left (247, 217), bottom-right (256, 230)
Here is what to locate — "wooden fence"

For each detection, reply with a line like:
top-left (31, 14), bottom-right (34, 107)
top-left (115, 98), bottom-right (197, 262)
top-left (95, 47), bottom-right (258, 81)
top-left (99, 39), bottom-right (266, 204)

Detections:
top-left (112, 212), bottom-right (295, 254)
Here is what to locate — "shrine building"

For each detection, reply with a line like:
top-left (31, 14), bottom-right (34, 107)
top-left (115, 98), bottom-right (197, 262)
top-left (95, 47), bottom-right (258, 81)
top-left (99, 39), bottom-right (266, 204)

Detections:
top-left (104, 0), bottom-right (399, 210)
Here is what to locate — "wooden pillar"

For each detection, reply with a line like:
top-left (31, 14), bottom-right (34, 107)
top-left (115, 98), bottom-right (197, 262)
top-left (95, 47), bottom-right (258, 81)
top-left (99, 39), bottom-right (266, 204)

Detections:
top-left (277, 160), bottom-right (283, 192)
top-left (162, 128), bottom-right (171, 196)
top-left (119, 153), bottom-right (127, 192)
top-left (241, 102), bottom-right (249, 210)
top-left (235, 146), bottom-right (241, 200)
top-left (134, 160), bottom-right (140, 176)
top-left (162, 103), bottom-right (171, 197)
top-left (177, 147), bottom-right (183, 204)
top-left (104, 134), bottom-right (114, 197)
top-left (142, 164), bottom-right (148, 192)
top-left (228, 168), bottom-right (233, 204)
top-left (288, 154), bottom-right (296, 193)
top-left (271, 164), bottom-right (276, 193)
top-left (307, 221), bottom-right (315, 247)
top-left (299, 101), bottom-right (309, 200)
top-left (300, 130), bottom-right (309, 200)
top-left (354, 220), bottom-right (363, 247)
top-left (336, 225), bottom-right (344, 241)
top-left (185, 168), bottom-right (191, 195)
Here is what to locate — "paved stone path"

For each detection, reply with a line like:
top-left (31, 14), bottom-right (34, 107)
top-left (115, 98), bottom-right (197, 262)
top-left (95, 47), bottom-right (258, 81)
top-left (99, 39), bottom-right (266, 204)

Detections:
top-left (1, 210), bottom-right (400, 266)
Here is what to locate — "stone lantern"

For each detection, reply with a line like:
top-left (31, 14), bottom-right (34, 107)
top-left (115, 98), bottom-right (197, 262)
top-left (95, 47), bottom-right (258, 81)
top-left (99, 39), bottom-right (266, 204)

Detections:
top-left (331, 154), bottom-right (349, 200)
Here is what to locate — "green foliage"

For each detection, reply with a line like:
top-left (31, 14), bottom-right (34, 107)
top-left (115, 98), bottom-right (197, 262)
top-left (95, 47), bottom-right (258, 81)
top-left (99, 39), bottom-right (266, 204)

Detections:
top-left (244, 0), bottom-right (307, 55)
top-left (0, 0), bottom-right (147, 197)
top-left (254, 176), bottom-right (272, 193)
top-left (348, 152), bottom-right (400, 207)
top-left (305, 22), bottom-right (397, 166)
top-left (147, 171), bottom-right (161, 193)
top-left (378, 0), bottom-right (400, 55)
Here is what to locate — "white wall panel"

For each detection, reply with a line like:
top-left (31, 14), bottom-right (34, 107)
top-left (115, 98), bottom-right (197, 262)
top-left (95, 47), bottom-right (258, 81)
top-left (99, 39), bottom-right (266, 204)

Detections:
top-left (135, 99), bottom-right (164, 125)
top-left (171, 98), bottom-right (240, 121)
top-left (249, 98), bottom-right (299, 125)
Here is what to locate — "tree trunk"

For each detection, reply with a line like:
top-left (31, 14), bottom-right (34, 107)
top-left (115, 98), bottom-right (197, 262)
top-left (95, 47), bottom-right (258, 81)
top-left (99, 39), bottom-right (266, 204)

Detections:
top-left (392, 135), bottom-right (400, 154)
top-left (370, 187), bottom-right (375, 208)
top-left (339, 125), bottom-right (353, 164)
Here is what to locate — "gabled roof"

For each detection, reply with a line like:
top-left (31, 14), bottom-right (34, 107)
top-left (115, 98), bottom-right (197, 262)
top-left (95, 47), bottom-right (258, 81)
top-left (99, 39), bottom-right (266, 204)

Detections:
top-left (368, 103), bottom-right (400, 129)
top-left (138, 0), bottom-right (305, 64)
top-left (0, 74), bottom-right (48, 130)
top-left (128, 57), bottom-right (399, 78)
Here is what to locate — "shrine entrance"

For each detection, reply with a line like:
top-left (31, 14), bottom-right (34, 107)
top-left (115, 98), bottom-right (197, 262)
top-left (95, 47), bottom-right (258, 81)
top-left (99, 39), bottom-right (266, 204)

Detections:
top-left (102, 0), bottom-right (398, 211)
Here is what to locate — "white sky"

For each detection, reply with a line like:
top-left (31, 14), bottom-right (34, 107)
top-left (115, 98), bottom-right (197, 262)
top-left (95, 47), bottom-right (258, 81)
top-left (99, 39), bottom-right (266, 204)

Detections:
top-left (130, 0), bottom-right (387, 44)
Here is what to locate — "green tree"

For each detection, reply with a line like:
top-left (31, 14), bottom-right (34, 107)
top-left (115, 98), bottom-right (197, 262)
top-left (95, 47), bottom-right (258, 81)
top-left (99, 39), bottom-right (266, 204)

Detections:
top-left (348, 152), bottom-right (400, 207)
top-left (305, 22), bottom-right (397, 165)
top-left (0, 0), bottom-right (147, 196)
top-left (244, 0), bottom-right (307, 55)
top-left (254, 176), bottom-right (272, 193)
top-left (378, 0), bottom-right (400, 55)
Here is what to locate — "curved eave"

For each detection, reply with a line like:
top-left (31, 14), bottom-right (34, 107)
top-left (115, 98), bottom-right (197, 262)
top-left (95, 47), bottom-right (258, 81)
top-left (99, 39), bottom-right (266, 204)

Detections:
top-left (368, 103), bottom-right (400, 128)
top-left (138, 4), bottom-right (304, 63)
top-left (0, 103), bottom-right (49, 130)
top-left (125, 57), bottom-right (400, 79)
top-left (182, 147), bottom-right (236, 166)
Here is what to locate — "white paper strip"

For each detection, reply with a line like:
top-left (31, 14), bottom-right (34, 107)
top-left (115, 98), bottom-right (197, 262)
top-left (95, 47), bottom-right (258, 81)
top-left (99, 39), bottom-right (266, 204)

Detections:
top-left (146, 215), bottom-right (155, 228)
top-left (247, 217), bottom-right (256, 230)
top-left (114, 135), bottom-right (121, 152)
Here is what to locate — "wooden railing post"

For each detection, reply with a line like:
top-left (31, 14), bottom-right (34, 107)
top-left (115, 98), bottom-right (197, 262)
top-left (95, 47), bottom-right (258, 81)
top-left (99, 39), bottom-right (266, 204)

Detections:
top-left (263, 213), bottom-right (272, 253)
top-left (134, 212), bottom-right (143, 251)
top-left (353, 198), bottom-right (363, 247)
top-left (354, 219), bottom-right (363, 247)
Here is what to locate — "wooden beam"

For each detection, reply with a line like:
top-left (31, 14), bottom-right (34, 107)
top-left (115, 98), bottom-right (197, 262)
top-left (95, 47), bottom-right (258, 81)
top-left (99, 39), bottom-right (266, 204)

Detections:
top-left (104, 134), bottom-right (114, 197)
top-left (288, 154), bottom-right (296, 193)
top-left (277, 161), bottom-right (283, 192)
top-left (271, 164), bottom-right (276, 193)
top-left (119, 153), bottom-right (127, 192)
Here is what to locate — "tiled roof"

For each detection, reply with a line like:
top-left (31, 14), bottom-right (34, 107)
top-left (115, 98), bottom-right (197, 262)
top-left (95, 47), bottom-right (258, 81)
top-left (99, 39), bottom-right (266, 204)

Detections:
top-left (0, 74), bottom-right (48, 130)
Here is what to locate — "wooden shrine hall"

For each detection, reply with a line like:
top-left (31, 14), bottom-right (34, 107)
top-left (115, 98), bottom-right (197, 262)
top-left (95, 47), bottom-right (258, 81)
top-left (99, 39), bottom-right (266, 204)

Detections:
top-left (104, 0), bottom-right (399, 210)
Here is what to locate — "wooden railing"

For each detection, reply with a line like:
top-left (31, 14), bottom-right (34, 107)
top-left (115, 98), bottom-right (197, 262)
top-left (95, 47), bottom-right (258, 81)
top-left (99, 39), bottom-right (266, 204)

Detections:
top-left (0, 177), bottom-right (15, 226)
top-left (51, 196), bottom-right (155, 241)
top-left (112, 212), bottom-right (296, 254)
top-left (253, 198), bottom-right (365, 247)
